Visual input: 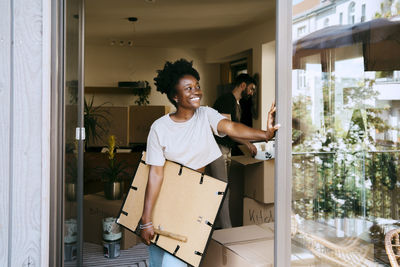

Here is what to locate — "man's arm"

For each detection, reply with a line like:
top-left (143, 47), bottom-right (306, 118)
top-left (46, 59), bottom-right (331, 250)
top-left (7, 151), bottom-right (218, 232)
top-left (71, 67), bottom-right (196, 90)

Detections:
top-left (231, 137), bottom-right (258, 156)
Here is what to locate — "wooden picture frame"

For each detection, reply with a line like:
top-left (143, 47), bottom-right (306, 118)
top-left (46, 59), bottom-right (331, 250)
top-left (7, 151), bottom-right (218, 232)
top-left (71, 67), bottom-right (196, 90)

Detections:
top-left (117, 152), bottom-right (228, 267)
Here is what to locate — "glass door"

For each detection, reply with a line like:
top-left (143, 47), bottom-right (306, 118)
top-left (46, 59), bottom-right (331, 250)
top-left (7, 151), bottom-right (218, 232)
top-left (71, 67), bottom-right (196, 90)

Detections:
top-left (64, 0), bottom-right (85, 265)
top-left (291, 1), bottom-right (400, 265)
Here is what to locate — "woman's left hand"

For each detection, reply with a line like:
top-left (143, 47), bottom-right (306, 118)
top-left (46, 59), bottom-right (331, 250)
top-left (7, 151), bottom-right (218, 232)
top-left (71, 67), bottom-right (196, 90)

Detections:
top-left (266, 101), bottom-right (280, 141)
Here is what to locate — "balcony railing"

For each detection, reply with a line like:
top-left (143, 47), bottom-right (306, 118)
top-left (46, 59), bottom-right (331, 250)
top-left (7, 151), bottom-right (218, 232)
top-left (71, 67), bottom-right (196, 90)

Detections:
top-left (292, 150), bottom-right (400, 221)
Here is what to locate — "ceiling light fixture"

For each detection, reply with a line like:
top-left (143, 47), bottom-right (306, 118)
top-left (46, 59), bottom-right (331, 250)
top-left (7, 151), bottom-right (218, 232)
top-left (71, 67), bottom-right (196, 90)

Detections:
top-left (127, 17), bottom-right (138, 22)
top-left (127, 17), bottom-right (138, 34)
top-left (126, 17), bottom-right (138, 47)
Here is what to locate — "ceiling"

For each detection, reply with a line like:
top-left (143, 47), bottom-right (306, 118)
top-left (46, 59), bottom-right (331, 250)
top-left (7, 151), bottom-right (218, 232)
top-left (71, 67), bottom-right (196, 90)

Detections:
top-left (85, 0), bottom-right (276, 48)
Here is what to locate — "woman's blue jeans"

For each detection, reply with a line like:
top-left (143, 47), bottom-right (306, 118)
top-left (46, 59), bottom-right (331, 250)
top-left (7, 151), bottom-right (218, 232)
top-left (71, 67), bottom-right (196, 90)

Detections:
top-left (149, 244), bottom-right (187, 267)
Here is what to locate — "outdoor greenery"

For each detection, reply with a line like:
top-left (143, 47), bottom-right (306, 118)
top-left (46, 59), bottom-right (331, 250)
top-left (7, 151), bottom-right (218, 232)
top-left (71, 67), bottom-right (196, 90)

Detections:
top-left (292, 76), bottom-right (400, 221)
top-left (374, 0), bottom-right (400, 18)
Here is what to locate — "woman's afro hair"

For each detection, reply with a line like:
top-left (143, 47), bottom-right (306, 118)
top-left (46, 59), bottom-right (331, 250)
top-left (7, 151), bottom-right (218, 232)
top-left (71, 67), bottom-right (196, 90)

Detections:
top-left (154, 59), bottom-right (200, 107)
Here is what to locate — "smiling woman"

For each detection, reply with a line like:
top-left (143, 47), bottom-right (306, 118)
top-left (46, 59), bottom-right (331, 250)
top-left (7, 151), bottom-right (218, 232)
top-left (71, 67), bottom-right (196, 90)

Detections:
top-left (139, 58), bottom-right (279, 266)
top-left (173, 75), bottom-right (202, 113)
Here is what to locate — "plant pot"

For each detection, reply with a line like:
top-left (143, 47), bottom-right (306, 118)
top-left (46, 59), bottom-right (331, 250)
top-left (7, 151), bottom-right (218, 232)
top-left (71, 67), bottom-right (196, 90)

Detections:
top-left (64, 218), bottom-right (78, 244)
top-left (102, 217), bottom-right (122, 241)
top-left (64, 218), bottom-right (78, 261)
top-left (66, 182), bottom-right (77, 202)
top-left (104, 181), bottom-right (122, 200)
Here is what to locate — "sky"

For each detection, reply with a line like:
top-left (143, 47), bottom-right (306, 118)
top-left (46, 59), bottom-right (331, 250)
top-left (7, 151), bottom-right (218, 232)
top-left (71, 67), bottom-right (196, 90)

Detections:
top-left (293, 0), bottom-right (304, 5)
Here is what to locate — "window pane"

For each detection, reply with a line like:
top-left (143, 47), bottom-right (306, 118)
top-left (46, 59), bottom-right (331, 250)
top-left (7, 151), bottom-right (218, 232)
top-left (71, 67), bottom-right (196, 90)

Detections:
top-left (292, 0), bottom-right (400, 266)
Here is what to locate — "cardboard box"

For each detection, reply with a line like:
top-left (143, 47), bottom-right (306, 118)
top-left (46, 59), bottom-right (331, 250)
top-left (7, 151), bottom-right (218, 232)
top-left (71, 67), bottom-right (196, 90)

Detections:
top-left (243, 197), bottom-right (274, 225)
top-left (201, 224), bottom-right (275, 267)
top-left (201, 223), bottom-right (321, 267)
top-left (231, 155), bottom-right (274, 204)
top-left (83, 193), bottom-right (141, 250)
top-left (129, 105), bottom-right (170, 143)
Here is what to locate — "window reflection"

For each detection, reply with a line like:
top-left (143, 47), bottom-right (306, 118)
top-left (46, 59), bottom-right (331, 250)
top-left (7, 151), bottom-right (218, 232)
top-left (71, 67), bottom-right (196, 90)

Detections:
top-left (292, 0), bottom-right (400, 265)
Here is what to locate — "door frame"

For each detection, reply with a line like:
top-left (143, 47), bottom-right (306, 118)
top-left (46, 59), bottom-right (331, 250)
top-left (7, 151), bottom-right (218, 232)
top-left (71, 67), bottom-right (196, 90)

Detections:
top-left (274, 0), bottom-right (292, 266)
top-left (49, 0), bottom-right (293, 265)
top-left (49, 0), bottom-right (86, 266)
top-left (49, 0), bottom-right (65, 265)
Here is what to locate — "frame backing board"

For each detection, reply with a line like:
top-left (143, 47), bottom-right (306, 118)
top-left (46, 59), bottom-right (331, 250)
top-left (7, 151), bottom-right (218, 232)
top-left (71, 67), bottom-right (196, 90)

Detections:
top-left (117, 152), bottom-right (227, 267)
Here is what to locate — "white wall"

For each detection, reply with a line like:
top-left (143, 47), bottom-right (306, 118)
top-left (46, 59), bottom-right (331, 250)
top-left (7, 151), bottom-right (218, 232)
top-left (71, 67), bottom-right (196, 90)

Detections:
top-left (84, 45), bottom-right (220, 110)
top-left (262, 41), bottom-right (276, 130)
top-left (205, 19), bottom-right (275, 64)
top-left (85, 18), bottom-right (276, 129)
top-left (205, 18), bottom-right (276, 129)
top-left (0, 0), bottom-right (51, 265)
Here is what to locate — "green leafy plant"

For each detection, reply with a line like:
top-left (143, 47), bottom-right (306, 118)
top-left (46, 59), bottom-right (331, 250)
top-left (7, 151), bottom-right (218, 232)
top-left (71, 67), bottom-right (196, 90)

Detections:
top-left (101, 160), bottom-right (129, 183)
top-left (84, 96), bottom-right (110, 145)
top-left (99, 135), bottom-right (129, 183)
top-left (132, 81), bottom-right (151, 106)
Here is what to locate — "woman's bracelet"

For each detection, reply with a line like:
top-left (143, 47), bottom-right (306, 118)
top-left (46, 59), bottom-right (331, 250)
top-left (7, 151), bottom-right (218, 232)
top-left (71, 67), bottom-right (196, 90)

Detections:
top-left (139, 222), bottom-right (153, 230)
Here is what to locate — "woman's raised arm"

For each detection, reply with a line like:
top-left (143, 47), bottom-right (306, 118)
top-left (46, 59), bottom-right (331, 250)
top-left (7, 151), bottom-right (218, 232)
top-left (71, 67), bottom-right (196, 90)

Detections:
top-left (217, 101), bottom-right (280, 142)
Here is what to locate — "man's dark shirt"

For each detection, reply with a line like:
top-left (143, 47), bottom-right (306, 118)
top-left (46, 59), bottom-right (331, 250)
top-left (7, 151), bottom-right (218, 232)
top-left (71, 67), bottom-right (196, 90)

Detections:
top-left (213, 92), bottom-right (239, 148)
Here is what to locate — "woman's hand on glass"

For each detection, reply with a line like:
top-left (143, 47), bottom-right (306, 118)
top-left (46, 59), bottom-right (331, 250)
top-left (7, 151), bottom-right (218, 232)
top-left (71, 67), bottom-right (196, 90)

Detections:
top-left (266, 101), bottom-right (280, 141)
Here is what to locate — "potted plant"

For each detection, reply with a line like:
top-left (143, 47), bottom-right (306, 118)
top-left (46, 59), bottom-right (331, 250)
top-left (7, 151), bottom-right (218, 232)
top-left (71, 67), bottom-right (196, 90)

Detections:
top-left (132, 81), bottom-right (151, 106)
top-left (84, 96), bottom-right (110, 148)
top-left (119, 80), bottom-right (151, 106)
top-left (101, 135), bottom-right (129, 200)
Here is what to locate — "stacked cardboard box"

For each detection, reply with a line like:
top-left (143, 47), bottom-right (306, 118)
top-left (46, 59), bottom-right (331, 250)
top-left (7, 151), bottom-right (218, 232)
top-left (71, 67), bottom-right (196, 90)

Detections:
top-left (231, 144), bottom-right (275, 226)
top-left (83, 193), bottom-right (141, 250)
top-left (201, 223), bottom-right (320, 266)
top-left (243, 197), bottom-right (274, 225)
top-left (231, 155), bottom-right (274, 204)
top-left (201, 224), bottom-right (275, 267)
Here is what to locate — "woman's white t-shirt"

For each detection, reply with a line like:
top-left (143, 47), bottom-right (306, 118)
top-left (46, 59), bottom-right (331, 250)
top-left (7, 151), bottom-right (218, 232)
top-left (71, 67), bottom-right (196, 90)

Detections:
top-left (145, 106), bottom-right (226, 170)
